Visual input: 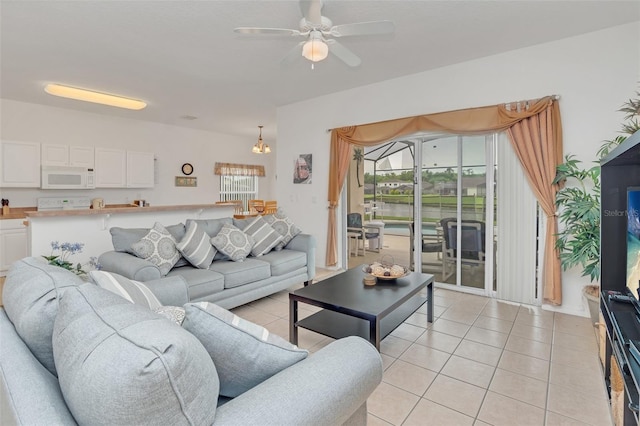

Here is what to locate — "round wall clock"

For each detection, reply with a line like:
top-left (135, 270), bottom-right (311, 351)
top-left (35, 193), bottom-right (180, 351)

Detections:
top-left (181, 163), bottom-right (193, 175)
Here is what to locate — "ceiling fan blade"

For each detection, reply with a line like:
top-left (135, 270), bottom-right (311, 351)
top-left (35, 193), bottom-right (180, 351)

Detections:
top-left (328, 20), bottom-right (395, 37)
top-left (281, 41), bottom-right (305, 66)
top-left (299, 0), bottom-right (322, 25)
top-left (326, 40), bottom-right (361, 67)
top-left (234, 27), bottom-right (301, 36)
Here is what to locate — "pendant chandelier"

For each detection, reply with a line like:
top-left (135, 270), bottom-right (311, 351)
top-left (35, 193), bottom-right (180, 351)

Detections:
top-left (252, 125), bottom-right (271, 154)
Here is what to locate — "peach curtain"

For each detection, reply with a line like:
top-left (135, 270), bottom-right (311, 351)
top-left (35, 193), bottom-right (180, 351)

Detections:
top-left (327, 96), bottom-right (564, 304)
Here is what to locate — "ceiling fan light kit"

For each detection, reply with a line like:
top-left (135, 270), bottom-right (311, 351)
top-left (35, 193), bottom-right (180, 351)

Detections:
top-left (302, 31), bottom-right (328, 62)
top-left (234, 0), bottom-right (394, 67)
top-left (44, 83), bottom-right (147, 110)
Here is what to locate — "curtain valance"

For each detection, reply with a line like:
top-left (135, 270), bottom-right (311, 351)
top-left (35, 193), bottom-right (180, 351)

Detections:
top-left (214, 162), bottom-right (265, 177)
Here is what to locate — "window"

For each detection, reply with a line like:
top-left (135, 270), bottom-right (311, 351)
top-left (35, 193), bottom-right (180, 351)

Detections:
top-left (219, 176), bottom-right (258, 210)
top-left (214, 162), bottom-right (265, 211)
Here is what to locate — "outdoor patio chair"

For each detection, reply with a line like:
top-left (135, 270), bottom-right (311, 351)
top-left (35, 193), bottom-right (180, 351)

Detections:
top-left (408, 222), bottom-right (444, 275)
top-left (440, 217), bottom-right (486, 281)
top-left (347, 212), bottom-right (381, 254)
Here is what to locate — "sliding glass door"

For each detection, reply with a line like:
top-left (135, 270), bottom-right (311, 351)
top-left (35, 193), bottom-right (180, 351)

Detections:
top-left (418, 135), bottom-right (496, 294)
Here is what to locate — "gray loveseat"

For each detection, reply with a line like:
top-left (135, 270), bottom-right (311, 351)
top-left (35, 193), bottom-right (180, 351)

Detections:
top-left (0, 257), bottom-right (383, 425)
top-left (98, 217), bottom-right (316, 309)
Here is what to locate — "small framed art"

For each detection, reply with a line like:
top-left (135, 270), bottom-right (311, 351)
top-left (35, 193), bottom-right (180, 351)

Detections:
top-left (175, 176), bottom-right (197, 187)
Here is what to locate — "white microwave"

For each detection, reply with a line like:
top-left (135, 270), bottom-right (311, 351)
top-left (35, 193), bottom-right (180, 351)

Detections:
top-left (41, 166), bottom-right (95, 189)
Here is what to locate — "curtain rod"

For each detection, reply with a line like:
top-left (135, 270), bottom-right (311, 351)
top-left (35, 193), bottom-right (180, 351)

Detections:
top-left (325, 94), bottom-right (561, 132)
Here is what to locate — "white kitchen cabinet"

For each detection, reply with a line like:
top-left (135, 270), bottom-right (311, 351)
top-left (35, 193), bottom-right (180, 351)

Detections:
top-left (94, 148), bottom-right (126, 187)
top-left (126, 151), bottom-right (155, 188)
top-left (0, 219), bottom-right (28, 276)
top-left (41, 144), bottom-right (69, 166)
top-left (0, 140), bottom-right (40, 187)
top-left (42, 144), bottom-right (94, 168)
top-left (70, 146), bottom-right (95, 168)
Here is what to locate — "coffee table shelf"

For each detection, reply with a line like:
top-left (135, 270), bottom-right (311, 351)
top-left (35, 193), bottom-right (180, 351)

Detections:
top-left (296, 292), bottom-right (428, 343)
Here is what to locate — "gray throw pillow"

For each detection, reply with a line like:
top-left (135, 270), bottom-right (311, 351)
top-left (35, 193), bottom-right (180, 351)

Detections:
top-left (2, 257), bottom-right (85, 376)
top-left (90, 270), bottom-right (162, 309)
top-left (182, 302), bottom-right (308, 397)
top-left (131, 222), bottom-right (181, 275)
top-left (176, 220), bottom-right (216, 268)
top-left (53, 284), bottom-right (219, 426)
top-left (243, 216), bottom-right (283, 256)
top-left (210, 224), bottom-right (254, 262)
top-left (264, 208), bottom-right (302, 250)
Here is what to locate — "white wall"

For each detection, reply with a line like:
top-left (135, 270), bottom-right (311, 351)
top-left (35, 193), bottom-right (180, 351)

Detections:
top-left (0, 99), bottom-right (276, 207)
top-left (276, 22), bottom-right (640, 315)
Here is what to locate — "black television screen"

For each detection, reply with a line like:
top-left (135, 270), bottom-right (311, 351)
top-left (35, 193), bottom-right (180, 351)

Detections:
top-left (628, 187), bottom-right (640, 298)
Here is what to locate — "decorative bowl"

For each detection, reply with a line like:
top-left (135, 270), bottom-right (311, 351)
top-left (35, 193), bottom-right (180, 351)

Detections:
top-left (362, 262), bottom-right (409, 280)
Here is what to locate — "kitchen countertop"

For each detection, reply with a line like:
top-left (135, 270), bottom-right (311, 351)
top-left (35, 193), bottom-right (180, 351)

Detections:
top-left (0, 207), bottom-right (36, 220)
top-left (25, 204), bottom-right (227, 218)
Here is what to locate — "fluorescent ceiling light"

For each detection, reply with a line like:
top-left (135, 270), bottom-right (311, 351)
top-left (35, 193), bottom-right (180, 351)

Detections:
top-left (44, 84), bottom-right (147, 110)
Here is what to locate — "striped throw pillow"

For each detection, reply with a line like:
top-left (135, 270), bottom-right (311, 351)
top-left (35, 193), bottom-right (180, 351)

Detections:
top-left (243, 216), bottom-right (283, 256)
top-left (176, 221), bottom-right (216, 269)
top-left (89, 270), bottom-right (162, 309)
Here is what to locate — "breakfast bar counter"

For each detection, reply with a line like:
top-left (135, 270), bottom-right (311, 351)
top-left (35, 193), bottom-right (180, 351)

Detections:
top-left (24, 203), bottom-right (225, 218)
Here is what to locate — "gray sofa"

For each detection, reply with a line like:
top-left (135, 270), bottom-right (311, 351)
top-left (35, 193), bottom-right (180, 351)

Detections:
top-left (0, 257), bottom-right (383, 426)
top-left (98, 217), bottom-right (316, 309)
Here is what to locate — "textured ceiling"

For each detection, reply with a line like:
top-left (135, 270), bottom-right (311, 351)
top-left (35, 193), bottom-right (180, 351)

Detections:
top-left (1, 1), bottom-right (639, 141)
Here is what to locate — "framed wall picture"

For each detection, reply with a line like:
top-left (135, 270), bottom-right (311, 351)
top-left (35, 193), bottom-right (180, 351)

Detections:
top-left (293, 154), bottom-right (312, 184)
top-left (175, 176), bottom-right (197, 187)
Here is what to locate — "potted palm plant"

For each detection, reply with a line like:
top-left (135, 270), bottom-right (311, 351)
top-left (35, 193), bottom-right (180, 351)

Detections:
top-left (554, 91), bottom-right (640, 324)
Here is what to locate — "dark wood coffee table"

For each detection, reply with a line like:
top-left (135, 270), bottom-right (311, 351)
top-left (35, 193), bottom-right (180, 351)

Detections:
top-left (289, 266), bottom-right (433, 350)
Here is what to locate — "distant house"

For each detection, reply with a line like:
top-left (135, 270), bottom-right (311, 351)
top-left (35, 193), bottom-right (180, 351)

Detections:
top-left (378, 180), bottom-right (408, 189)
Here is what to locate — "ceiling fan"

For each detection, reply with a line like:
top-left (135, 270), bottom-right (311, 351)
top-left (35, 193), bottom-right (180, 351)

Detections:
top-left (234, 0), bottom-right (395, 67)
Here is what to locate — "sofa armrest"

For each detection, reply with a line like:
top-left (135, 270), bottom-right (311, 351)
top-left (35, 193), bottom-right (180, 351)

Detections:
top-left (213, 336), bottom-right (382, 426)
top-left (98, 251), bottom-right (162, 282)
top-left (143, 276), bottom-right (189, 306)
top-left (285, 233), bottom-right (316, 281)
top-left (0, 309), bottom-right (77, 426)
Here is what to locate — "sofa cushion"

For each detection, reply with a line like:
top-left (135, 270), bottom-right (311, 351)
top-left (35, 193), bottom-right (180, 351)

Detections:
top-left (208, 258), bottom-right (271, 289)
top-left (182, 302), bottom-right (308, 397)
top-left (110, 223), bottom-right (189, 267)
top-left (176, 220), bottom-right (217, 269)
top-left (53, 284), bottom-right (219, 426)
top-left (2, 257), bottom-right (84, 376)
top-left (90, 270), bottom-right (162, 309)
top-left (186, 217), bottom-right (233, 238)
top-left (131, 222), bottom-right (181, 275)
top-left (211, 224), bottom-right (254, 262)
top-left (242, 216), bottom-right (283, 257)
top-left (259, 249), bottom-right (307, 276)
top-left (264, 208), bottom-right (302, 250)
top-left (167, 266), bottom-right (225, 300)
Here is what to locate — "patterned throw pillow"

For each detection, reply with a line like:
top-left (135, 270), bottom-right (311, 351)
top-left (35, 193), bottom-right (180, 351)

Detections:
top-left (210, 224), bottom-right (254, 262)
top-left (264, 208), bottom-right (302, 250)
top-left (154, 306), bottom-right (186, 325)
top-left (182, 302), bottom-right (308, 397)
top-left (176, 221), bottom-right (217, 269)
top-left (90, 270), bottom-right (162, 309)
top-left (243, 216), bottom-right (283, 257)
top-left (131, 222), bottom-right (181, 276)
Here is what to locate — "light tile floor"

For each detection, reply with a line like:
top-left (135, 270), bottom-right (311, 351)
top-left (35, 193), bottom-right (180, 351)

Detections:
top-left (231, 281), bottom-right (613, 426)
